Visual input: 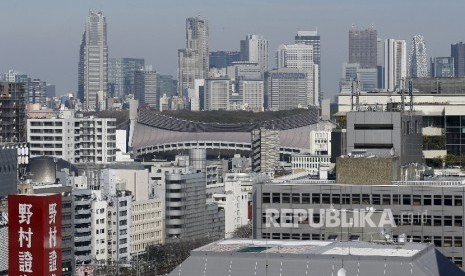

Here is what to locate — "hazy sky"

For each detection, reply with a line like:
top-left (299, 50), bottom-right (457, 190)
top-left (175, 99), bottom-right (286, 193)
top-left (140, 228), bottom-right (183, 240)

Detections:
top-left (1, 0), bottom-right (464, 100)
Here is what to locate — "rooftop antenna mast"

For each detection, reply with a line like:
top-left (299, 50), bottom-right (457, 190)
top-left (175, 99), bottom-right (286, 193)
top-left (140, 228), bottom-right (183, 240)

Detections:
top-left (400, 78), bottom-right (406, 113)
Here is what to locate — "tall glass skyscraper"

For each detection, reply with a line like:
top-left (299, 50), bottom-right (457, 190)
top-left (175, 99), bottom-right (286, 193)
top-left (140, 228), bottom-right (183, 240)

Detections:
top-left (108, 58), bottom-right (145, 98)
top-left (78, 11), bottom-right (108, 111)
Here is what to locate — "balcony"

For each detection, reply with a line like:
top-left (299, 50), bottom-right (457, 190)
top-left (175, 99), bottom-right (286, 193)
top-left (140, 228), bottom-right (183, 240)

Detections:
top-left (75, 217), bottom-right (92, 224)
top-left (168, 228), bottom-right (182, 235)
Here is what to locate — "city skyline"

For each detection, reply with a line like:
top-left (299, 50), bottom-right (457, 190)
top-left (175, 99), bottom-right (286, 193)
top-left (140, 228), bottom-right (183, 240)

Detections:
top-left (0, 0), bottom-right (464, 99)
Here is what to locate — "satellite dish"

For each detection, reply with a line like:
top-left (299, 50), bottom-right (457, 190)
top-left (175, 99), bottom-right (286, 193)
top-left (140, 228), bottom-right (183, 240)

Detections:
top-left (338, 268), bottom-right (347, 276)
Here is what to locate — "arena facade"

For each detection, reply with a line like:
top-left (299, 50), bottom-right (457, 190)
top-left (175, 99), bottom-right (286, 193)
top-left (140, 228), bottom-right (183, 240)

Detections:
top-left (132, 108), bottom-right (320, 158)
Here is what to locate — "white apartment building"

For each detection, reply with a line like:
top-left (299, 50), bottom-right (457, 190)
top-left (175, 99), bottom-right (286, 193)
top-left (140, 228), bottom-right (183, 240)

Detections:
top-left (213, 173), bottom-right (249, 238)
top-left (27, 110), bottom-right (116, 164)
top-left (91, 191), bottom-right (109, 262)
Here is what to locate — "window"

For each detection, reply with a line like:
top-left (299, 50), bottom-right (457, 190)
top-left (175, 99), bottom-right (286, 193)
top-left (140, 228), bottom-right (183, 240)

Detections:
top-left (455, 216), bottom-right (463, 227)
top-left (382, 194), bottom-right (391, 205)
top-left (455, 237), bottom-right (463, 248)
top-left (434, 195), bottom-right (442, 205)
top-left (423, 195), bottom-right (432, 205)
top-left (282, 193), bottom-right (290, 204)
top-left (322, 194), bottom-right (330, 204)
top-left (262, 193), bottom-right (270, 204)
top-left (413, 195), bottom-right (421, 206)
top-left (302, 193), bottom-right (310, 204)
top-left (272, 193), bottom-right (280, 204)
top-left (403, 195), bottom-right (411, 205)
top-left (455, 196), bottom-right (463, 206)
top-left (352, 194), bottom-right (360, 204)
top-left (444, 195), bottom-right (453, 206)
top-left (312, 193), bottom-right (320, 204)
top-left (292, 193), bottom-right (300, 204)
top-left (372, 194), bottom-right (381, 205)
top-left (444, 216), bottom-right (453, 226)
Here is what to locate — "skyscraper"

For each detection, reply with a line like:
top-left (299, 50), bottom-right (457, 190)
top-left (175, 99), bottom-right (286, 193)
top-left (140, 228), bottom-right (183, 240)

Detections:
top-left (349, 26), bottom-right (377, 68)
top-left (408, 35), bottom-right (428, 78)
top-left (209, 51), bottom-right (240, 69)
top-left (178, 16), bottom-right (209, 98)
top-left (431, 57), bottom-right (455, 77)
top-left (295, 31), bottom-right (321, 101)
top-left (451, 42), bottom-right (465, 77)
top-left (240, 34), bottom-right (269, 75)
top-left (78, 11), bottom-right (108, 111)
top-left (384, 39), bottom-right (407, 92)
top-left (277, 43), bottom-right (318, 106)
top-left (134, 67), bottom-right (159, 109)
top-left (108, 58), bottom-right (145, 99)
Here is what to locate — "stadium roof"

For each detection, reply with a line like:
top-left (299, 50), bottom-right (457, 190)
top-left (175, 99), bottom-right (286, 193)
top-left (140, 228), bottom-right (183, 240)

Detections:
top-left (168, 239), bottom-right (464, 276)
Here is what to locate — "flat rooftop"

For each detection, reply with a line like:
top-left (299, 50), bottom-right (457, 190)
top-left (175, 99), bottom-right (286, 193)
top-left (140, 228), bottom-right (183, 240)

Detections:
top-left (195, 239), bottom-right (427, 258)
top-left (170, 239), bottom-right (464, 276)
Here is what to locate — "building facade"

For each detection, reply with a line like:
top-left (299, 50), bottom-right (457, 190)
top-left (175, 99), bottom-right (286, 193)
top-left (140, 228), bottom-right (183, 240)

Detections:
top-left (108, 58), bottom-right (145, 98)
top-left (209, 51), bottom-right (240, 69)
top-left (134, 68), bottom-right (159, 109)
top-left (0, 82), bottom-right (26, 143)
top-left (27, 110), bottom-right (117, 164)
top-left (78, 11), bottom-right (108, 111)
top-left (349, 26), bottom-right (377, 68)
top-left (409, 35), bottom-right (428, 78)
top-left (277, 43), bottom-right (317, 106)
top-left (451, 42), bottom-right (465, 77)
top-left (252, 128), bottom-right (279, 175)
top-left (240, 34), bottom-right (269, 76)
top-left (266, 68), bottom-right (307, 111)
top-left (431, 57), bottom-right (455, 77)
top-left (384, 39), bottom-right (407, 91)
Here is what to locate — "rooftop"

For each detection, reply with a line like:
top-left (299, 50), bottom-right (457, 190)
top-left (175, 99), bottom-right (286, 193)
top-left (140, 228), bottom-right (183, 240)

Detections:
top-left (169, 239), bottom-right (464, 276)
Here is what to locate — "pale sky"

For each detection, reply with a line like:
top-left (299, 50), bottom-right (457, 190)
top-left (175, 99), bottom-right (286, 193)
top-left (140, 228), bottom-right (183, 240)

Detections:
top-left (1, 0), bottom-right (464, 99)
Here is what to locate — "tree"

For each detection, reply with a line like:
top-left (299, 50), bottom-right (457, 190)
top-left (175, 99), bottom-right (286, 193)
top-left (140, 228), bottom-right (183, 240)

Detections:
top-left (232, 223), bottom-right (252, 239)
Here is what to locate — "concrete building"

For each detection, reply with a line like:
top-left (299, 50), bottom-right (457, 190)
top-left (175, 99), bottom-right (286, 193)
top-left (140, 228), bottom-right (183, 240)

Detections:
top-left (108, 58), bottom-right (145, 98)
top-left (409, 35), bottom-right (428, 78)
top-left (451, 42), bottom-right (465, 77)
top-left (252, 128), bottom-right (279, 175)
top-left (27, 110), bottom-right (117, 164)
top-left (28, 78), bottom-right (47, 106)
top-left (253, 178), bottom-right (465, 270)
top-left (212, 173), bottom-right (249, 238)
top-left (277, 43), bottom-right (318, 106)
top-left (237, 80), bottom-right (264, 112)
top-left (349, 26), bottom-right (377, 68)
top-left (346, 111), bottom-right (423, 166)
top-left (240, 34), bottom-right (269, 76)
top-left (341, 63), bottom-right (377, 92)
top-left (0, 82), bottom-right (26, 143)
top-left (0, 146), bottom-right (18, 197)
top-left (78, 11), bottom-right (108, 111)
top-left (74, 189), bottom-right (93, 265)
top-left (431, 57), bottom-right (455, 77)
top-left (228, 61), bottom-right (262, 80)
top-left (265, 68), bottom-right (308, 111)
top-left (169, 239), bottom-right (464, 276)
top-left (204, 78), bottom-right (230, 111)
top-left (384, 39), bottom-right (407, 92)
top-left (91, 191), bottom-right (109, 262)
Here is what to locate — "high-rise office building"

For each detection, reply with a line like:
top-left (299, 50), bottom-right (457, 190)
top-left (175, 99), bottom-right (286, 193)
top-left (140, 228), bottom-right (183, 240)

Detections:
top-left (295, 30), bottom-right (321, 102)
top-left (277, 43), bottom-right (318, 106)
top-left (431, 57), bottom-right (455, 78)
top-left (252, 128), bottom-right (279, 175)
top-left (134, 67), bottom-right (159, 109)
top-left (28, 78), bottom-right (47, 105)
top-left (384, 39), bottom-right (407, 91)
top-left (209, 51), bottom-right (240, 69)
top-left (158, 75), bottom-right (177, 98)
top-left (178, 16), bottom-right (209, 98)
top-left (265, 68), bottom-right (308, 111)
top-left (108, 58), bottom-right (145, 98)
top-left (349, 26), bottom-right (377, 68)
top-left (409, 35), bottom-right (428, 78)
top-left (204, 78), bottom-right (230, 111)
top-left (78, 11), bottom-right (108, 111)
top-left (240, 34), bottom-right (269, 76)
top-left (451, 42), bottom-right (465, 77)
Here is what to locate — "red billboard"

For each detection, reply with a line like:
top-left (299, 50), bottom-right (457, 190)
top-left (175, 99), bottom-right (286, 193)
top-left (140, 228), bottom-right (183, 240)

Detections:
top-left (8, 194), bottom-right (62, 276)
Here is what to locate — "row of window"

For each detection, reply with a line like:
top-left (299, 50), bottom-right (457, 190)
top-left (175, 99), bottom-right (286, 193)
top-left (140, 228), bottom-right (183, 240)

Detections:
top-left (261, 232), bottom-right (464, 248)
top-left (262, 192), bottom-right (463, 206)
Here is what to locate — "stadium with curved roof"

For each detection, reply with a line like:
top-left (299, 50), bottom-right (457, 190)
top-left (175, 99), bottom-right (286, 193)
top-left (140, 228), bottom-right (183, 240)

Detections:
top-left (132, 107), bottom-right (320, 158)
